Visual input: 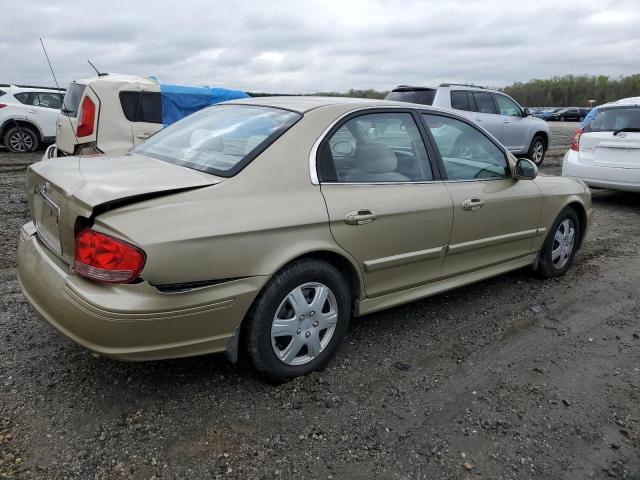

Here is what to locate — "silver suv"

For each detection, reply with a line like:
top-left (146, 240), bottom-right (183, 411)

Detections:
top-left (386, 84), bottom-right (552, 165)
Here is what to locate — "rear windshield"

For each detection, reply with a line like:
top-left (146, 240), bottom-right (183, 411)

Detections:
top-left (133, 104), bottom-right (301, 177)
top-left (62, 83), bottom-right (86, 117)
top-left (385, 90), bottom-right (435, 106)
top-left (583, 106), bottom-right (640, 133)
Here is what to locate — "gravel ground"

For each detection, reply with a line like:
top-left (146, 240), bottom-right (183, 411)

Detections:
top-left (1, 123), bottom-right (638, 479)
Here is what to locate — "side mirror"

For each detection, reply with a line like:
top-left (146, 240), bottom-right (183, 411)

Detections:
top-left (514, 158), bottom-right (538, 180)
top-left (522, 108), bottom-right (530, 117)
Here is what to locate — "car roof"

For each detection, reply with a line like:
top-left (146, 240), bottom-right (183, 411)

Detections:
top-left (602, 96), bottom-right (640, 107)
top-left (391, 84), bottom-right (494, 92)
top-left (225, 95), bottom-right (457, 114)
top-left (2, 85), bottom-right (62, 93)
top-left (74, 73), bottom-right (159, 86)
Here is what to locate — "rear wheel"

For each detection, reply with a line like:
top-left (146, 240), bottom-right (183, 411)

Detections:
top-left (528, 136), bottom-right (546, 166)
top-left (536, 207), bottom-right (580, 278)
top-left (244, 259), bottom-right (351, 382)
top-left (4, 126), bottom-right (39, 153)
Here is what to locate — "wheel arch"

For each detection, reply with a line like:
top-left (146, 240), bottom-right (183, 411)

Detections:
top-left (566, 201), bottom-right (588, 250)
top-left (532, 130), bottom-right (549, 150)
top-left (232, 248), bottom-right (364, 364)
top-left (0, 118), bottom-right (44, 141)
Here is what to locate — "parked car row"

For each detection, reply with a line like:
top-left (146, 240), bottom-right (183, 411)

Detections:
top-left (547, 107), bottom-right (591, 122)
top-left (529, 107), bottom-right (591, 122)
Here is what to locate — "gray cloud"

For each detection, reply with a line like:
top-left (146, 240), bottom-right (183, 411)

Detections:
top-left (1, 0), bottom-right (638, 92)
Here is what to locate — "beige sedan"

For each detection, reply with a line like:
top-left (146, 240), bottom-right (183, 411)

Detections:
top-left (17, 97), bottom-right (591, 381)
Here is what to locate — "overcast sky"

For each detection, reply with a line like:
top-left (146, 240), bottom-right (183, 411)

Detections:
top-left (2, 0), bottom-right (639, 93)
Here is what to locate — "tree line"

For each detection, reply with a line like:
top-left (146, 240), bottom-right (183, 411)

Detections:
top-left (251, 74), bottom-right (640, 107)
top-left (501, 74), bottom-right (640, 107)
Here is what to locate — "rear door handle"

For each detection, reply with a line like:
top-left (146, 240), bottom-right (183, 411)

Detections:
top-left (503, 119), bottom-right (511, 124)
top-left (462, 198), bottom-right (485, 211)
top-left (27, 110), bottom-right (39, 114)
top-left (344, 209), bottom-right (378, 225)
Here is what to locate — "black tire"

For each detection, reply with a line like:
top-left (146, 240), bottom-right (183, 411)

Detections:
top-left (3, 126), bottom-right (39, 153)
top-left (528, 135), bottom-right (546, 166)
top-left (244, 259), bottom-right (351, 382)
top-left (536, 207), bottom-right (580, 279)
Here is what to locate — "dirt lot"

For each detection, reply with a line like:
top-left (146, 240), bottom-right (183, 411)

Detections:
top-left (1, 123), bottom-right (638, 479)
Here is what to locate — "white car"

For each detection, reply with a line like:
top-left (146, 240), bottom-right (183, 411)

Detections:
top-left (0, 85), bottom-right (63, 152)
top-left (563, 97), bottom-right (640, 192)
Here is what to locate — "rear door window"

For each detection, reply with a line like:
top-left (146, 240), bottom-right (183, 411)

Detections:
top-left (35, 92), bottom-right (63, 109)
top-left (471, 92), bottom-right (497, 114)
top-left (320, 112), bottom-right (433, 183)
top-left (450, 90), bottom-right (471, 111)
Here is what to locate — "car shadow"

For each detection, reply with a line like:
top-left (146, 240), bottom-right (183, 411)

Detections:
top-left (591, 188), bottom-right (640, 209)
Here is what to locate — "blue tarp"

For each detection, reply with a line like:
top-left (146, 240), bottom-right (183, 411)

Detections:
top-left (158, 83), bottom-right (249, 126)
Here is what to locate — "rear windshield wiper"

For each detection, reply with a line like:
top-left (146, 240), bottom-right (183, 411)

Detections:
top-left (613, 127), bottom-right (640, 136)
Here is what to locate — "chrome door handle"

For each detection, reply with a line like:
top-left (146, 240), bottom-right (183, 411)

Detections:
top-left (462, 198), bottom-right (485, 211)
top-left (503, 119), bottom-right (511, 123)
top-left (344, 209), bottom-right (377, 225)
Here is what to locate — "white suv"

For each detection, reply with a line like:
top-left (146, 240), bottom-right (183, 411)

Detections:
top-left (386, 84), bottom-right (552, 165)
top-left (0, 85), bottom-right (63, 152)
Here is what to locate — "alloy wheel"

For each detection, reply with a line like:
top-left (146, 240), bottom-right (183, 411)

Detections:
top-left (551, 219), bottom-right (575, 269)
top-left (9, 131), bottom-right (34, 152)
top-left (271, 282), bottom-right (338, 366)
top-left (532, 141), bottom-right (544, 164)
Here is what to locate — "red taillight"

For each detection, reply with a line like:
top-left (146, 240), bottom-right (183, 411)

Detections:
top-left (570, 127), bottom-right (583, 152)
top-left (76, 96), bottom-right (95, 137)
top-left (0, 104), bottom-right (7, 109)
top-left (74, 228), bottom-right (145, 283)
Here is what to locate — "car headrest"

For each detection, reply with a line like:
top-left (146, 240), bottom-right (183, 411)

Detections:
top-left (355, 143), bottom-right (398, 173)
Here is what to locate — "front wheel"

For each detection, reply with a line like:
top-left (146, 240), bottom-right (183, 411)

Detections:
top-left (244, 259), bottom-right (351, 382)
top-left (528, 136), bottom-right (546, 166)
top-left (536, 208), bottom-right (580, 278)
top-left (4, 126), bottom-right (39, 153)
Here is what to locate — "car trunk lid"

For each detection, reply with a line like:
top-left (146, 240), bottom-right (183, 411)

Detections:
top-left (26, 153), bottom-right (221, 265)
top-left (579, 131), bottom-right (640, 168)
